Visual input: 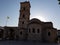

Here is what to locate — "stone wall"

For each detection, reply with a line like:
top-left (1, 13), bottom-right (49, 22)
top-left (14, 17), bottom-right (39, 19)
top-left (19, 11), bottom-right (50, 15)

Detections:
top-left (45, 28), bottom-right (57, 43)
top-left (28, 23), bottom-right (42, 41)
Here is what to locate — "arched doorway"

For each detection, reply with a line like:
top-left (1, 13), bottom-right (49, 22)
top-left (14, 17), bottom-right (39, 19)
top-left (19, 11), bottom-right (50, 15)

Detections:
top-left (0, 29), bottom-right (3, 40)
top-left (9, 29), bottom-right (15, 40)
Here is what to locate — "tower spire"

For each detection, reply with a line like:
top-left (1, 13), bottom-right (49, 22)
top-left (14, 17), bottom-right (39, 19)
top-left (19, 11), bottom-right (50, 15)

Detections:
top-left (18, 1), bottom-right (31, 40)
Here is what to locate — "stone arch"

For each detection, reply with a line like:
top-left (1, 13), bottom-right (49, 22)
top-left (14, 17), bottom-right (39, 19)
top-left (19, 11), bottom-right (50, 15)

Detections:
top-left (0, 29), bottom-right (3, 39)
top-left (9, 28), bottom-right (15, 40)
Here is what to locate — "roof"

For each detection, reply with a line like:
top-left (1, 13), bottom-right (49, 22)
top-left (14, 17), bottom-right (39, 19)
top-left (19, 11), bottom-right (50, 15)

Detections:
top-left (29, 18), bottom-right (43, 24)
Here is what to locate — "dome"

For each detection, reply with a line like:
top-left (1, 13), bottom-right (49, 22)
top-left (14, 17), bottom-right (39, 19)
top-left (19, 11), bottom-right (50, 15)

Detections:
top-left (29, 18), bottom-right (42, 24)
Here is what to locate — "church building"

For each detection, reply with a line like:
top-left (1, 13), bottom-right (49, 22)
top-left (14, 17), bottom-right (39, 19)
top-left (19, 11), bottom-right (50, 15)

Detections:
top-left (0, 1), bottom-right (58, 43)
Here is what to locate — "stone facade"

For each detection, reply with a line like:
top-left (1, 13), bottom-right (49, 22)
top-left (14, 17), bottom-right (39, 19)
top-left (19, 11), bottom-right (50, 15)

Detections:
top-left (28, 19), bottom-right (42, 41)
top-left (0, 1), bottom-right (58, 43)
top-left (58, 30), bottom-right (60, 43)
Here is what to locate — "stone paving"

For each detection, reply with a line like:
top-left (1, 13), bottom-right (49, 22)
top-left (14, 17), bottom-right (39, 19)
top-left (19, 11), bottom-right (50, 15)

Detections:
top-left (0, 40), bottom-right (59, 45)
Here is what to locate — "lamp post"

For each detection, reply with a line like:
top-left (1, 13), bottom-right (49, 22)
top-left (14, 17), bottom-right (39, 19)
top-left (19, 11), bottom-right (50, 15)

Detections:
top-left (5, 16), bottom-right (9, 26)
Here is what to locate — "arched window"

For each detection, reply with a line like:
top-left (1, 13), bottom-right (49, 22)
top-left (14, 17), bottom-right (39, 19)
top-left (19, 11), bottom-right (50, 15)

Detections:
top-left (20, 31), bottom-right (22, 35)
top-left (32, 28), bottom-right (35, 33)
top-left (23, 7), bottom-right (25, 10)
top-left (23, 14), bottom-right (25, 18)
top-left (37, 29), bottom-right (39, 33)
top-left (48, 32), bottom-right (50, 36)
top-left (29, 28), bottom-right (30, 33)
top-left (22, 21), bottom-right (24, 24)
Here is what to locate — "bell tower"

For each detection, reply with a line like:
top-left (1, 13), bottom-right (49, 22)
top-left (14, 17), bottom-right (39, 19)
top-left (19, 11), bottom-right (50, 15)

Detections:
top-left (18, 1), bottom-right (31, 40)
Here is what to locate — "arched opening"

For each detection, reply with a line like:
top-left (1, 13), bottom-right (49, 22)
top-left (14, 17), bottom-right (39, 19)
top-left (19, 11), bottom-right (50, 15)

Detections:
top-left (29, 28), bottom-right (30, 33)
top-left (48, 32), bottom-right (51, 36)
top-left (37, 29), bottom-right (39, 33)
top-left (32, 28), bottom-right (35, 33)
top-left (9, 29), bottom-right (14, 40)
top-left (0, 29), bottom-right (3, 38)
top-left (20, 31), bottom-right (22, 35)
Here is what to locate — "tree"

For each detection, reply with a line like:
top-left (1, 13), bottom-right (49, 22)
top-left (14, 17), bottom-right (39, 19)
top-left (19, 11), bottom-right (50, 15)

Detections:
top-left (58, 0), bottom-right (60, 5)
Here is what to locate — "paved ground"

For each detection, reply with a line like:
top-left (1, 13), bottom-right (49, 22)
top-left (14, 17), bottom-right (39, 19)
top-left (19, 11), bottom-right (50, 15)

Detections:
top-left (0, 40), bottom-right (59, 45)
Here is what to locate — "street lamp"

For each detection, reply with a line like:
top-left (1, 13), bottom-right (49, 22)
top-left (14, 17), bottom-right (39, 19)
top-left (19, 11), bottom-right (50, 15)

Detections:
top-left (5, 16), bottom-right (10, 26)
